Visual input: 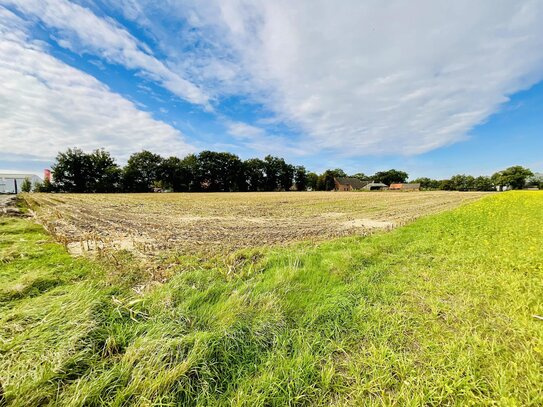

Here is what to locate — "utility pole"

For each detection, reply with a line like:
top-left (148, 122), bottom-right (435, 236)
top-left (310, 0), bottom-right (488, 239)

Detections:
top-left (14, 178), bottom-right (18, 194)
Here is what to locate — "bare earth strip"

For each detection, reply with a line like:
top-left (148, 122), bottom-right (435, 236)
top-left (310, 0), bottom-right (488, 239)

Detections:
top-left (24, 191), bottom-right (489, 257)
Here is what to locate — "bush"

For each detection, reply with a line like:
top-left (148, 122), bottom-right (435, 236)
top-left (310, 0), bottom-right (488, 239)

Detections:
top-left (21, 177), bottom-right (32, 193)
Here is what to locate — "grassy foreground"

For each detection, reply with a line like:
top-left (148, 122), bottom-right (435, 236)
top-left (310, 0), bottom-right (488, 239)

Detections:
top-left (1, 192), bottom-right (542, 406)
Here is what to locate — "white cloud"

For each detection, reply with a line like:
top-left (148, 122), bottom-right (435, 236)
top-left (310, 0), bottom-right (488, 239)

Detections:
top-left (226, 121), bottom-right (265, 140)
top-left (121, 0), bottom-right (543, 156)
top-left (2, 0), bottom-right (210, 107)
top-left (3, 1), bottom-right (543, 160)
top-left (213, 1), bottom-right (543, 155)
top-left (224, 120), bottom-right (305, 157)
top-left (0, 8), bottom-right (195, 162)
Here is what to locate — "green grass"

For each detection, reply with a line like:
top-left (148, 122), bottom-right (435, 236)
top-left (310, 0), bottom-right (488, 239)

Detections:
top-left (1, 192), bottom-right (542, 406)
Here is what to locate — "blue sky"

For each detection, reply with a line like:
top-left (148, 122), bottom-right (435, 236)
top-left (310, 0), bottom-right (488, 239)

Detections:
top-left (1, 0), bottom-right (542, 180)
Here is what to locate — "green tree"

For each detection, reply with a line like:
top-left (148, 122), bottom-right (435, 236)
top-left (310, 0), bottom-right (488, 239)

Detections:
top-left (279, 162), bottom-right (295, 191)
top-left (351, 172), bottom-right (368, 181)
top-left (182, 154), bottom-right (199, 192)
top-left (262, 156), bottom-right (294, 191)
top-left (372, 169), bottom-right (408, 185)
top-left (316, 169), bottom-right (345, 191)
top-left (263, 156), bottom-right (279, 191)
top-left (527, 173), bottom-right (543, 189)
top-left (474, 176), bottom-right (494, 191)
top-left (492, 166), bottom-right (533, 190)
top-left (160, 155), bottom-right (196, 192)
top-left (88, 149), bottom-right (121, 192)
top-left (412, 177), bottom-right (440, 190)
top-left (51, 148), bottom-right (121, 192)
top-left (306, 172), bottom-right (319, 190)
top-left (244, 158), bottom-right (267, 191)
top-left (439, 179), bottom-right (454, 191)
top-left (450, 174), bottom-right (475, 191)
top-left (294, 166), bottom-right (308, 191)
top-left (34, 178), bottom-right (54, 193)
top-left (196, 151), bottom-right (244, 192)
top-left (21, 177), bottom-right (32, 193)
top-left (123, 151), bottom-right (164, 192)
top-left (51, 148), bottom-right (92, 192)
top-left (332, 169), bottom-right (347, 178)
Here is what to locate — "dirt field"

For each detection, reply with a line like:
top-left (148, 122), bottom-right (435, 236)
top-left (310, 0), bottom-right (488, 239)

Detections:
top-left (24, 191), bottom-right (489, 257)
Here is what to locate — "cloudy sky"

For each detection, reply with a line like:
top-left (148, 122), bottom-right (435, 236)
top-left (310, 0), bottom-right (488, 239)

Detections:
top-left (1, 0), bottom-right (543, 179)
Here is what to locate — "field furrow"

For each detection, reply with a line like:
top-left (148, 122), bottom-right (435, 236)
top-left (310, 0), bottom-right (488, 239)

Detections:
top-left (25, 191), bottom-right (489, 257)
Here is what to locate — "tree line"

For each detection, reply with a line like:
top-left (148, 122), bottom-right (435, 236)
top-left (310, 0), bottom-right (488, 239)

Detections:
top-left (412, 166), bottom-right (538, 191)
top-left (34, 148), bottom-right (305, 193)
top-left (30, 148), bottom-right (539, 193)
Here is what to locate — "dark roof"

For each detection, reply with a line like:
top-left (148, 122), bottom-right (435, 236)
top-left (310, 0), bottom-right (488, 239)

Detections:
top-left (335, 177), bottom-right (369, 189)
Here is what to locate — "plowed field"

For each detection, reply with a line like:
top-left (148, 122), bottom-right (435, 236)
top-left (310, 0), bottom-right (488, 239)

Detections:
top-left (24, 191), bottom-right (489, 257)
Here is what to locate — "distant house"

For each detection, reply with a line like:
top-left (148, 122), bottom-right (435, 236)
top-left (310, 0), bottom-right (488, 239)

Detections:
top-left (334, 177), bottom-right (368, 191)
top-left (362, 182), bottom-right (389, 191)
top-left (389, 183), bottom-right (421, 191)
top-left (0, 173), bottom-right (42, 194)
top-left (333, 178), bottom-right (390, 191)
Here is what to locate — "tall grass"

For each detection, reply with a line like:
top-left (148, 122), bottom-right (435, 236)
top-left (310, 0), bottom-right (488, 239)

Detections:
top-left (1, 192), bottom-right (542, 406)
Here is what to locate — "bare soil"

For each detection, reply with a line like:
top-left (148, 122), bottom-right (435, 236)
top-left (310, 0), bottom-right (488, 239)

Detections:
top-left (24, 191), bottom-right (490, 257)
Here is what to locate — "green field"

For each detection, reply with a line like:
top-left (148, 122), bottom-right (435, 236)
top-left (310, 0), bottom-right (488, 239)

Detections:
top-left (1, 192), bottom-right (542, 406)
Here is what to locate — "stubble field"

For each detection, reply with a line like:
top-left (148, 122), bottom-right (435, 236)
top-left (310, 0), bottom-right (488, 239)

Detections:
top-left (24, 191), bottom-right (489, 258)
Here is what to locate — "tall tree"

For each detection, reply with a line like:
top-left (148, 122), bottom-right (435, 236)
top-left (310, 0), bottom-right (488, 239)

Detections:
top-left (263, 155), bottom-right (294, 191)
top-left (412, 177), bottom-right (440, 190)
top-left (449, 174), bottom-right (475, 191)
top-left (332, 168), bottom-right (347, 177)
top-left (244, 158), bottom-right (267, 191)
top-left (473, 176), bottom-right (494, 191)
top-left (182, 154), bottom-right (199, 192)
top-left (123, 151), bottom-right (163, 192)
top-left (351, 172), bottom-right (368, 181)
top-left (196, 151), bottom-right (244, 192)
top-left (279, 162), bottom-right (295, 191)
top-left (439, 179), bottom-right (455, 191)
top-left (262, 155), bottom-right (281, 191)
top-left (160, 155), bottom-right (196, 192)
top-left (372, 169), bottom-right (408, 185)
top-left (492, 166), bottom-right (533, 190)
top-left (316, 169), bottom-right (345, 191)
top-left (306, 172), bottom-right (319, 191)
top-left (527, 173), bottom-right (543, 189)
top-left (294, 166), bottom-right (308, 191)
top-left (52, 148), bottom-right (92, 192)
top-left (88, 149), bottom-right (121, 192)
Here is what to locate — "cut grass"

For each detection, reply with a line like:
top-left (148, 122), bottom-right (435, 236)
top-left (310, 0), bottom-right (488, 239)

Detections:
top-left (1, 191), bottom-right (542, 406)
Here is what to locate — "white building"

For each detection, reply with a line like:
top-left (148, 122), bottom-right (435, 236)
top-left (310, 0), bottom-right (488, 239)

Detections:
top-left (0, 173), bottom-right (42, 194)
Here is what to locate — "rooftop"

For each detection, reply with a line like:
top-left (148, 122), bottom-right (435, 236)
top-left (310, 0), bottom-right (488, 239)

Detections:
top-left (335, 177), bottom-right (369, 189)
